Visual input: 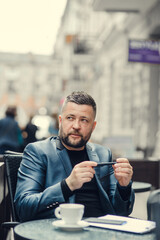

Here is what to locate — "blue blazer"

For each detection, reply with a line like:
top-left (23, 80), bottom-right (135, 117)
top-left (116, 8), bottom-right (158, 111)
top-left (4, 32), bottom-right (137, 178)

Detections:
top-left (14, 137), bottom-right (135, 222)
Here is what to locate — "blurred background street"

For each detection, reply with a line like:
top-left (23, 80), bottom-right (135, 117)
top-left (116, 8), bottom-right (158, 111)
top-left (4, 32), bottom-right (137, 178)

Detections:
top-left (0, 0), bottom-right (160, 159)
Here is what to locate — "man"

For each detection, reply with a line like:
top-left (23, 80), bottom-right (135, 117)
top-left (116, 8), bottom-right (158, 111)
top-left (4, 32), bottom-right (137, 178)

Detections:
top-left (14, 91), bottom-right (135, 222)
top-left (0, 106), bottom-right (23, 154)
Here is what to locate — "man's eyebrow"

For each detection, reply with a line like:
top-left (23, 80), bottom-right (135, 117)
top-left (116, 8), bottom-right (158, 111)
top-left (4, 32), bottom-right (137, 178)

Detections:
top-left (81, 116), bottom-right (89, 119)
top-left (80, 116), bottom-right (91, 120)
top-left (66, 114), bottom-right (75, 116)
top-left (65, 114), bottom-right (75, 118)
top-left (66, 114), bottom-right (89, 119)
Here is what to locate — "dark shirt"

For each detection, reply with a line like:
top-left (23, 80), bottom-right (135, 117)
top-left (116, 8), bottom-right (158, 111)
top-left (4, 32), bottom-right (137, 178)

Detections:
top-left (61, 148), bottom-right (105, 217)
top-left (61, 147), bottom-right (131, 217)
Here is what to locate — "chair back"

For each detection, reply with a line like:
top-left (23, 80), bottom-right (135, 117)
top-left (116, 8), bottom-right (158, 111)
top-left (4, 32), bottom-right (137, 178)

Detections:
top-left (147, 189), bottom-right (160, 221)
top-left (3, 153), bottom-right (22, 221)
top-left (147, 189), bottom-right (160, 239)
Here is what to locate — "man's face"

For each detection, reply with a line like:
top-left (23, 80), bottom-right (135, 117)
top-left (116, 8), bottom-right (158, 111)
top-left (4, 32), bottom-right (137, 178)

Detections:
top-left (59, 102), bottom-right (96, 150)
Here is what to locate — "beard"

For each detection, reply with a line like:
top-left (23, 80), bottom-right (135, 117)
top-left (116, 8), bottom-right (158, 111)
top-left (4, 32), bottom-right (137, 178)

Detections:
top-left (59, 127), bottom-right (92, 149)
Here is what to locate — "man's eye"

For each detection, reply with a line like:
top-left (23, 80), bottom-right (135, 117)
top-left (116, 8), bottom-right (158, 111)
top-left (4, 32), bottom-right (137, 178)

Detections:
top-left (67, 116), bottom-right (73, 120)
top-left (81, 119), bottom-right (88, 123)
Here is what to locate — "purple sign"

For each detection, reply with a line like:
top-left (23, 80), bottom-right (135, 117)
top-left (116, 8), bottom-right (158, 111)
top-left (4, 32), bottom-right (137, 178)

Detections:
top-left (128, 39), bottom-right (160, 64)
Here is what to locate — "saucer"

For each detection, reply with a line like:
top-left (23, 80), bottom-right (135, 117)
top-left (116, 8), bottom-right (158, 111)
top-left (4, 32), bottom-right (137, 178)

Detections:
top-left (52, 220), bottom-right (89, 231)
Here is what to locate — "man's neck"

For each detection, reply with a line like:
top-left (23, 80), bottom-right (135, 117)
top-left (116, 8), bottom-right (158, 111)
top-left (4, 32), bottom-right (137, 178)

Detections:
top-left (61, 140), bottom-right (85, 151)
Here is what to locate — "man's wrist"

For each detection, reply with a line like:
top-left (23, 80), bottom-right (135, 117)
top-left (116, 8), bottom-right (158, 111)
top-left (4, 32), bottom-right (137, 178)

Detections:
top-left (65, 178), bottom-right (75, 191)
top-left (117, 181), bottom-right (132, 201)
top-left (118, 181), bottom-right (132, 189)
top-left (61, 179), bottom-right (74, 201)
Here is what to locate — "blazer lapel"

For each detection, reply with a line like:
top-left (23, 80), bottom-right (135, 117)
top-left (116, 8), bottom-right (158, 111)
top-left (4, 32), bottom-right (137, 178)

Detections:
top-left (86, 144), bottom-right (100, 178)
top-left (56, 137), bottom-right (72, 176)
top-left (58, 150), bottom-right (73, 176)
top-left (86, 143), bottom-right (114, 212)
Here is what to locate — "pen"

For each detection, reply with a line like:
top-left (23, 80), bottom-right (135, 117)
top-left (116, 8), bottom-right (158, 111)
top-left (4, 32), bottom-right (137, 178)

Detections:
top-left (85, 217), bottom-right (126, 225)
top-left (97, 162), bottom-right (116, 166)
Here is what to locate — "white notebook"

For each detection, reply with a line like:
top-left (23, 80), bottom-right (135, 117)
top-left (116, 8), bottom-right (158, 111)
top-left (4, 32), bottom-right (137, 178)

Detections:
top-left (87, 215), bottom-right (156, 234)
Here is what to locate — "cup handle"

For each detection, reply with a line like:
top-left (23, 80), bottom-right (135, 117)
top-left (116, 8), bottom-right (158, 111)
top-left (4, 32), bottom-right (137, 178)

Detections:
top-left (54, 207), bottom-right (61, 219)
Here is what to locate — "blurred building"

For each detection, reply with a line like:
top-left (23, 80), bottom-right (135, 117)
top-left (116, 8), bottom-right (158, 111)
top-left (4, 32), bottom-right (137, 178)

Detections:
top-left (53, 0), bottom-right (160, 158)
top-left (0, 52), bottom-right (62, 125)
top-left (0, 0), bottom-right (160, 158)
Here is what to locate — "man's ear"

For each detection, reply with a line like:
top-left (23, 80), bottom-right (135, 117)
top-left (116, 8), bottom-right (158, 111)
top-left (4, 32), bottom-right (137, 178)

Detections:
top-left (92, 121), bottom-right (97, 132)
top-left (58, 115), bottom-right (62, 127)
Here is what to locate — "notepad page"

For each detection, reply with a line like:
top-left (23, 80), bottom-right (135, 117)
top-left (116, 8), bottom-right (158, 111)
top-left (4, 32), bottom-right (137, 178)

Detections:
top-left (88, 214), bottom-right (156, 234)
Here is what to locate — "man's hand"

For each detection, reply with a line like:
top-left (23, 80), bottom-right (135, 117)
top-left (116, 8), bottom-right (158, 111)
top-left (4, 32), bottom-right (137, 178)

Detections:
top-left (112, 158), bottom-right (133, 186)
top-left (66, 161), bottom-right (97, 191)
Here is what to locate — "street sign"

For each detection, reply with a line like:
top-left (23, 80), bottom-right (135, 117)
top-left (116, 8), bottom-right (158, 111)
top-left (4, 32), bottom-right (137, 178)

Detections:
top-left (128, 39), bottom-right (160, 64)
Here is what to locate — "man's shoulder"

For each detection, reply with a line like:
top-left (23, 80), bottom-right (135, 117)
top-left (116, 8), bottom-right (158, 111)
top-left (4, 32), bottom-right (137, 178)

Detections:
top-left (0, 117), bottom-right (16, 126)
top-left (26, 136), bottom-right (57, 151)
top-left (87, 141), bottom-right (110, 152)
top-left (87, 142), bottom-right (112, 159)
top-left (23, 137), bottom-right (59, 161)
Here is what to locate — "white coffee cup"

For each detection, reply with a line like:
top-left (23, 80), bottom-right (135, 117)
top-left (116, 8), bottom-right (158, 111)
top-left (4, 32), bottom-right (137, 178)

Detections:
top-left (54, 203), bottom-right (84, 225)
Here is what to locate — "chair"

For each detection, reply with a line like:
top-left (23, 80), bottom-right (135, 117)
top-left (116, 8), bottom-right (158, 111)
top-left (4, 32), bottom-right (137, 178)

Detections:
top-left (147, 189), bottom-right (160, 221)
top-left (1, 153), bottom-right (22, 232)
top-left (4, 150), bottom-right (23, 155)
top-left (147, 189), bottom-right (160, 239)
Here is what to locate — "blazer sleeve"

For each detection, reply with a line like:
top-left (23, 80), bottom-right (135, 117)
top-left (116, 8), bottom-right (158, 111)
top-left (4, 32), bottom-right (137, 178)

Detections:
top-left (14, 143), bottom-right (65, 222)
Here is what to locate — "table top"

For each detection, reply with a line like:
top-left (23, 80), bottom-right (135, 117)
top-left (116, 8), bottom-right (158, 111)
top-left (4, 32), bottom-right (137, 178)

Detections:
top-left (14, 218), bottom-right (156, 240)
top-left (132, 181), bottom-right (152, 193)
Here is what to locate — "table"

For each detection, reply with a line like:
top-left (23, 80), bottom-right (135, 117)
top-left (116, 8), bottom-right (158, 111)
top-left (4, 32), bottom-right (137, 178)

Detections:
top-left (131, 182), bottom-right (152, 220)
top-left (132, 182), bottom-right (152, 193)
top-left (14, 218), bottom-right (155, 240)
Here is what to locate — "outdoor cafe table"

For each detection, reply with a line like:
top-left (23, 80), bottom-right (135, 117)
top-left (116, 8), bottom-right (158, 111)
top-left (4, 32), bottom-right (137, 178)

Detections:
top-left (14, 218), bottom-right (156, 240)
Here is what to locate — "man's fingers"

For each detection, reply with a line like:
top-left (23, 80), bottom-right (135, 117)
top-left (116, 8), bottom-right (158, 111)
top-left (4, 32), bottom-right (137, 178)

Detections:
top-left (116, 158), bottom-right (129, 163)
top-left (113, 158), bottom-right (133, 172)
top-left (75, 166), bottom-right (95, 173)
top-left (114, 166), bottom-right (133, 173)
top-left (77, 161), bottom-right (97, 167)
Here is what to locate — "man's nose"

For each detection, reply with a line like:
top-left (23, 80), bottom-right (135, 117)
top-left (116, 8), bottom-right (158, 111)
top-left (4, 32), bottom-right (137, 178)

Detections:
top-left (72, 119), bottom-right (80, 129)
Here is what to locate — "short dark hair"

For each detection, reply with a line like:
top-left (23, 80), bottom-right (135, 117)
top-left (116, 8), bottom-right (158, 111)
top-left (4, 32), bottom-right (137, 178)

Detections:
top-left (5, 106), bottom-right (17, 118)
top-left (62, 91), bottom-right (96, 118)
